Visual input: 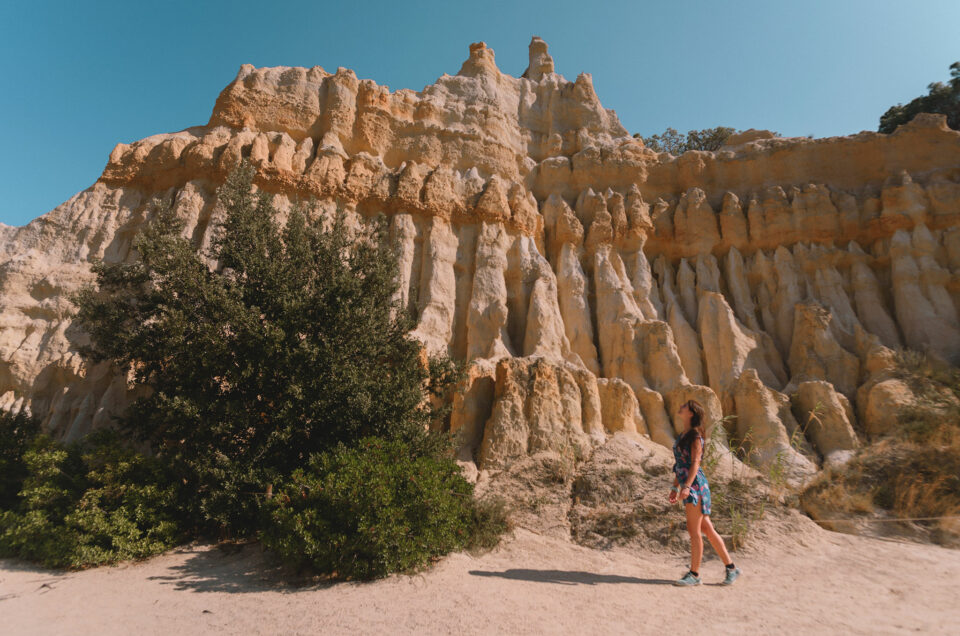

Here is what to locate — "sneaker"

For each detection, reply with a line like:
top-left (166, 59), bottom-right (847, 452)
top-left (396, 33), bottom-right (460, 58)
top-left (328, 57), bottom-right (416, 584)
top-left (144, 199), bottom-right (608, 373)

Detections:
top-left (673, 571), bottom-right (702, 586)
top-left (722, 566), bottom-right (741, 586)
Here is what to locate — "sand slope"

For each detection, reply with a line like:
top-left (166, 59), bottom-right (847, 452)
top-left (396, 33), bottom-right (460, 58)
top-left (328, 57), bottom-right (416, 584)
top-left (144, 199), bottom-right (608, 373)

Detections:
top-left (2, 513), bottom-right (957, 635)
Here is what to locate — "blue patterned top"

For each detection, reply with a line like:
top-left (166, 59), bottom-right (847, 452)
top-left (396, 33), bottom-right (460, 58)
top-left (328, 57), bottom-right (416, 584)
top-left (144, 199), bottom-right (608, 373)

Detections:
top-left (672, 432), bottom-right (712, 515)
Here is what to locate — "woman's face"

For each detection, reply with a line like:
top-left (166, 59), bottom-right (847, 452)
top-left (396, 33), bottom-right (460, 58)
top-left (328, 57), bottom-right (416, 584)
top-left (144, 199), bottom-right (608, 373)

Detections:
top-left (677, 404), bottom-right (692, 428)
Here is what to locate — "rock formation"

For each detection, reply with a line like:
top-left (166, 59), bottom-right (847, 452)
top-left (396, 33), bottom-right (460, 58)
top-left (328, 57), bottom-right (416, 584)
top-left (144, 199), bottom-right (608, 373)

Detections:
top-left (3, 38), bottom-right (960, 484)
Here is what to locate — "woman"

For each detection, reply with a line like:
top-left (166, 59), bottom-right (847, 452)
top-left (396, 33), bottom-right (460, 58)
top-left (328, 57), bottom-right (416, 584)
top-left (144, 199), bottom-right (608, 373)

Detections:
top-left (668, 399), bottom-right (741, 586)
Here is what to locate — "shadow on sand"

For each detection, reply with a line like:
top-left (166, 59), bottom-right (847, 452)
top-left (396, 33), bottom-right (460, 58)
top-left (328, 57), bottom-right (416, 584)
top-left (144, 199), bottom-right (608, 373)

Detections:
top-left (146, 543), bottom-right (334, 594)
top-left (468, 569), bottom-right (673, 586)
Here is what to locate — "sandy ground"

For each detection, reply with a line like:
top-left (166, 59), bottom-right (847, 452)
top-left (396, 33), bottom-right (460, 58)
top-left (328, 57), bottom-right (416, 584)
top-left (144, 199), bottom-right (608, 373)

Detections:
top-left (1, 515), bottom-right (958, 635)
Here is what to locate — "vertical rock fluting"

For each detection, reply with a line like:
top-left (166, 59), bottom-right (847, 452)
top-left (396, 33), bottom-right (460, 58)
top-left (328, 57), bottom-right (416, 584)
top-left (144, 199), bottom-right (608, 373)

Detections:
top-left (3, 38), bottom-right (960, 483)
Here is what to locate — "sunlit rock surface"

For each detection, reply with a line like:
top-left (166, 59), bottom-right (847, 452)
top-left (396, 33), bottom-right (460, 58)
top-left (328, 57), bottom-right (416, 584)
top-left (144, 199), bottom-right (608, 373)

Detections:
top-left (3, 38), bottom-right (960, 477)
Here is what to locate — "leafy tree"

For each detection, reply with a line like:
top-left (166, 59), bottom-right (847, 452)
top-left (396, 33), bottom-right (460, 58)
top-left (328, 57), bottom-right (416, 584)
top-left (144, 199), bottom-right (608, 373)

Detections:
top-left (0, 411), bottom-right (40, 510)
top-left (634, 126), bottom-right (738, 154)
top-left (879, 62), bottom-right (960, 133)
top-left (73, 161), bottom-right (465, 534)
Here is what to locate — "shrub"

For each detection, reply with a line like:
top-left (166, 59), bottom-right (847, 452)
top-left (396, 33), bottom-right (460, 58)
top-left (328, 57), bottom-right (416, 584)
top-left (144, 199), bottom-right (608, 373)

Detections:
top-left (72, 161), bottom-right (465, 535)
top-left (0, 411), bottom-right (40, 510)
top-left (801, 350), bottom-right (960, 544)
top-left (878, 62), bottom-right (960, 133)
top-left (261, 437), bottom-right (476, 580)
top-left (634, 127), bottom-right (739, 154)
top-left (466, 496), bottom-right (511, 552)
top-left (0, 431), bottom-right (185, 569)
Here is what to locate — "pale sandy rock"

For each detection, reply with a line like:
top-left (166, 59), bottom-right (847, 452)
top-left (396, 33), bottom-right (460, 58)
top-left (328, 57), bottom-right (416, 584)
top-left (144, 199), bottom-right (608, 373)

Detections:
top-left (698, 291), bottom-right (785, 412)
top-left (749, 249), bottom-right (778, 335)
top-left (624, 185), bottom-right (653, 237)
top-left (787, 302), bottom-right (860, 399)
top-left (859, 378), bottom-right (916, 436)
top-left (724, 247), bottom-right (760, 331)
top-left (792, 183), bottom-right (840, 243)
top-left (926, 174), bottom-right (960, 216)
top-left (569, 364), bottom-right (606, 441)
top-left (666, 301), bottom-right (704, 386)
top-left (723, 129), bottom-right (778, 146)
top-left (541, 193), bottom-right (582, 268)
top-left (478, 357), bottom-right (594, 470)
top-left (771, 246), bottom-right (805, 356)
top-left (633, 386), bottom-right (675, 448)
top-left (596, 377), bottom-right (645, 436)
top-left (673, 188), bottom-right (719, 256)
top-left (881, 171), bottom-right (929, 226)
top-left (806, 251), bottom-right (860, 348)
top-left (912, 225), bottom-right (959, 326)
top-left (521, 36), bottom-right (555, 83)
top-left (792, 380), bottom-right (859, 468)
top-left (467, 222), bottom-right (516, 360)
top-left (676, 258), bottom-right (698, 325)
top-left (450, 359), bottom-right (497, 466)
top-left (694, 254), bottom-right (721, 298)
top-left (733, 370), bottom-right (819, 484)
top-left (890, 229), bottom-right (960, 363)
top-left (848, 243), bottom-right (902, 349)
top-left (624, 238), bottom-right (662, 320)
top-left (592, 244), bottom-right (647, 388)
top-left (410, 216), bottom-right (458, 355)
top-left (522, 259), bottom-right (574, 363)
top-left (718, 192), bottom-right (749, 252)
top-left (633, 320), bottom-right (690, 395)
top-left (555, 243), bottom-right (599, 375)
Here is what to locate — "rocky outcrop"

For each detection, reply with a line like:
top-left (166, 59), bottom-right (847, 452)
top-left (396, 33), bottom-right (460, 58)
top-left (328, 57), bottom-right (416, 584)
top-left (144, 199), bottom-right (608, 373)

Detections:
top-left (3, 37), bottom-right (960, 482)
top-left (792, 380), bottom-right (859, 468)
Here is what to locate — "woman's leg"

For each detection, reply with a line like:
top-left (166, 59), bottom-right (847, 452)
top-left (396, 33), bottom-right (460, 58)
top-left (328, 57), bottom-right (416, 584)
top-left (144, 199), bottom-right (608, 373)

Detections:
top-left (700, 514), bottom-right (733, 566)
top-left (684, 502), bottom-right (703, 574)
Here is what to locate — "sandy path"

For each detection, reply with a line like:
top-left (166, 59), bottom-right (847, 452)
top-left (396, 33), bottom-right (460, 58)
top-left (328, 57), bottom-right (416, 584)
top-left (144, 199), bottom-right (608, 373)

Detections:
top-left (1, 518), bottom-right (957, 635)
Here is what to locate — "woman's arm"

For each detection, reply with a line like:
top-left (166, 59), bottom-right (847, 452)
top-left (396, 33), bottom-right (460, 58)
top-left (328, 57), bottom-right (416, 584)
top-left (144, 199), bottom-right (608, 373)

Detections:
top-left (683, 436), bottom-right (703, 489)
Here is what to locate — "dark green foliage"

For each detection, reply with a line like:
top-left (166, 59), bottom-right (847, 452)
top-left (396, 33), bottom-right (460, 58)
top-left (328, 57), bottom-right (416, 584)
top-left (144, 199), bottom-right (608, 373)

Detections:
top-left (73, 161), bottom-right (465, 534)
top-left (879, 62), bottom-right (960, 134)
top-left (261, 437), bottom-right (475, 580)
top-left (634, 126), bottom-right (741, 154)
top-left (0, 431), bottom-right (184, 569)
top-left (0, 411), bottom-right (40, 510)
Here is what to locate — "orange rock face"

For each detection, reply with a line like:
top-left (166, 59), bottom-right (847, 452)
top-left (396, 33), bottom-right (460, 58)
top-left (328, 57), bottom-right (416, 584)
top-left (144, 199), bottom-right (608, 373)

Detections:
top-left (2, 38), bottom-right (960, 477)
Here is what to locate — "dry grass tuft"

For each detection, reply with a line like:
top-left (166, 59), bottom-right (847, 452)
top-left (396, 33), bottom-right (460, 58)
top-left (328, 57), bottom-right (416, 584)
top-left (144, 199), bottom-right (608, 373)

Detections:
top-left (801, 351), bottom-right (960, 546)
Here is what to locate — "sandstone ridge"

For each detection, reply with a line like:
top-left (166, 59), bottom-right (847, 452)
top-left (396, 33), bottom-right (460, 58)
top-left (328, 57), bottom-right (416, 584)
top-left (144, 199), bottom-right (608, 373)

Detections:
top-left (3, 38), bottom-right (960, 484)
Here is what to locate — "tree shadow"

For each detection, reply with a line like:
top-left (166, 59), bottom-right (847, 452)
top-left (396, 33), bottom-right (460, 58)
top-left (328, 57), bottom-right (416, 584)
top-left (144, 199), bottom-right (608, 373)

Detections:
top-left (0, 558), bottom-right (68, 576)
top-left (468, 569), bottom-right (673, 586)
top-left (146, 543), bottom-right (335, 594)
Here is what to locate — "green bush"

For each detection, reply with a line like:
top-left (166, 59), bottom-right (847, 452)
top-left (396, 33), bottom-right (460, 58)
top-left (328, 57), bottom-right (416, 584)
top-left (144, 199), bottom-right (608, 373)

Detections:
top-left (72, 161), bottom-right (465, 535)
top-left (634, 126), bottom-right (744, 154)
top-left (0, 431), bottom-right (185, 569)
top-left (261, 437), bottom-right (475, 580)
top-left (879, 62), bottom-right (960, 133)
top-left (0, 411), bottom-right (40, 510)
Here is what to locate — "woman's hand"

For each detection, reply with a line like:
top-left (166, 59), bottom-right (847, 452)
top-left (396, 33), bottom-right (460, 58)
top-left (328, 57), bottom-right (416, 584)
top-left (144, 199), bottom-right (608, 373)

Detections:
top-left (667, 489), bottom-right (678, 504)
top-left (680, 486), bottom-right (691, 500)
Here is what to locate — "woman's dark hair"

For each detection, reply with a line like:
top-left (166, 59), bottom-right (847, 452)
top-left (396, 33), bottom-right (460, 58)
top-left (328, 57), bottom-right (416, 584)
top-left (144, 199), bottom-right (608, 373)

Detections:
top-left (678, 399), bottom-right (706, 454)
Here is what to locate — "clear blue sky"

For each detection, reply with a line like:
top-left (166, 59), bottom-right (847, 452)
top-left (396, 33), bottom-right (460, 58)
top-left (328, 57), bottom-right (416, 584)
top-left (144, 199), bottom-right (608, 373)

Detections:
top-left (1, 0), bottom-right (958, 227)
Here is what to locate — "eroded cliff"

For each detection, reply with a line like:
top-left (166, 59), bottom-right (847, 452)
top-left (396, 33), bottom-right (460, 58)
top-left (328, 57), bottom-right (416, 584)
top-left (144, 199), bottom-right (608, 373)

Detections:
top-left (3, 38), bottom-right (960, 485)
